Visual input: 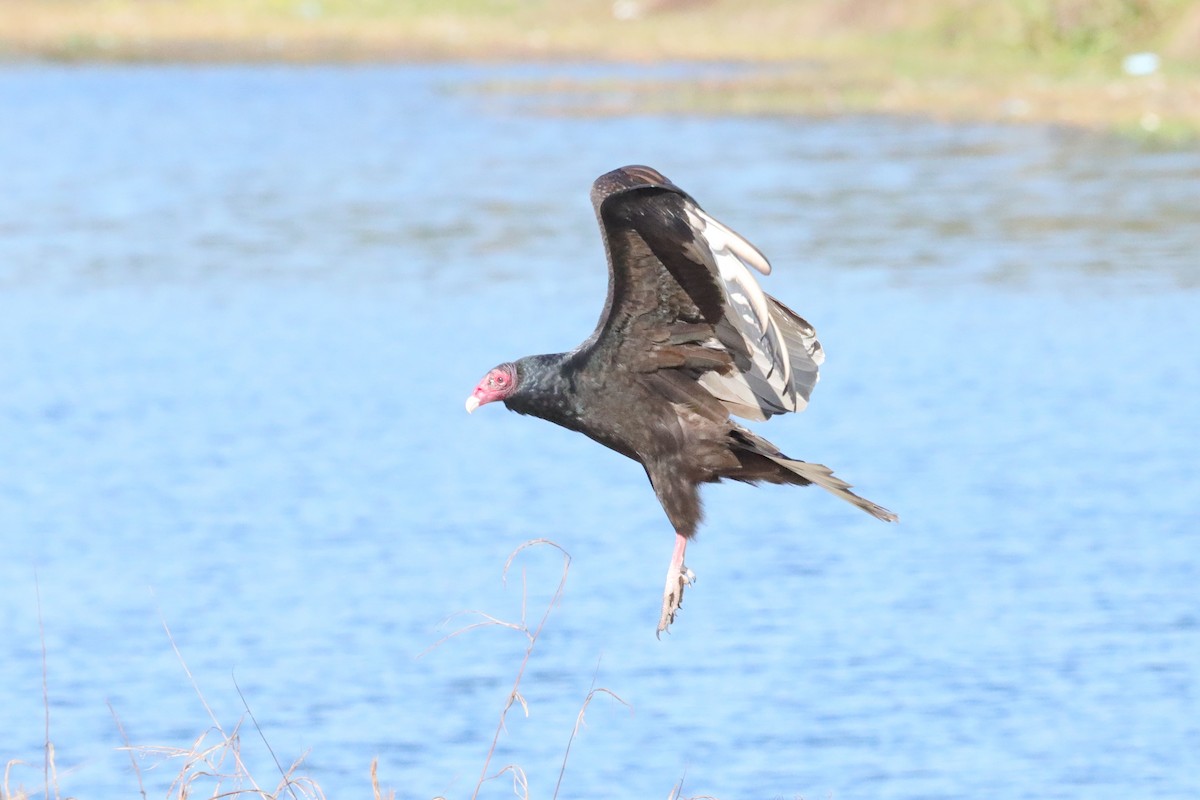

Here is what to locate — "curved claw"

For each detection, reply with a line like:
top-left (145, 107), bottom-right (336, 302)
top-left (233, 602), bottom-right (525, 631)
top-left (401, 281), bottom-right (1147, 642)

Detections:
top-left (656, 563), bottom-right (696, 638)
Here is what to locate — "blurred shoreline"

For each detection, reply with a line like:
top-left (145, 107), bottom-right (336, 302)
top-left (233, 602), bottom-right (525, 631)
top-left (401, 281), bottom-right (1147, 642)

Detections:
top-left (3, 0), bottom-right (1199, 139)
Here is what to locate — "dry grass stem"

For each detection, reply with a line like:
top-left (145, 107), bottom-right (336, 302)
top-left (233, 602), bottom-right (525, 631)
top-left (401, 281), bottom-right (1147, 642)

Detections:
top-left (105, 608), bottom-right (329, 800)
top-left (469, 540), bottom-right (571, 800)
top-left (34, 575), bottom-right (55, 800)
top-left (667, 780), bottom-right (721, 800)
top-left (487, 764), bottom-right (529, 800)
top-left (552, 687), bottom-right (632, 800)
top-left (108, 701), bottom-right (148, 800)
top-left (4, 759), bottom-right (30, 800)
top-left (124, 722), bottom-right (327, 800)
top-left (233, 675), bottom-right (304, 800)
top-left (426, 539), bottom-right (655, 800)
top-left (418, 612), bottom-right (526, 658)
top-left (13, 542), bottom-right (664, 800)
top-left (369, 758), bottom-right (394, 800)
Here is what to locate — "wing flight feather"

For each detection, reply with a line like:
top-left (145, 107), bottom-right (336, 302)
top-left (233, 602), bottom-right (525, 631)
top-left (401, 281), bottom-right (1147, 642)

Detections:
top-left (683, 207), bottom-right (821, 420)
top-left (581, 165), bottom-right (823, 422)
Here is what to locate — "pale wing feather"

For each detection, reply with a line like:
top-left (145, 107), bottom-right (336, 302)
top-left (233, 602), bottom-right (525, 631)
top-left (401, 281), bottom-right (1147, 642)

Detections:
top-left (684, 207), bottom-right (820, 420)
top-left (768, 297), bottom-right (823, 403)
top-left (687, 208), bottom-right (773, 275)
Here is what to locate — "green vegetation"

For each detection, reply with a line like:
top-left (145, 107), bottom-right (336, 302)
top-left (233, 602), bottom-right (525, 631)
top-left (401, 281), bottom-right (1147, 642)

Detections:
top-left (2, 1), bottom-right (1198, 136)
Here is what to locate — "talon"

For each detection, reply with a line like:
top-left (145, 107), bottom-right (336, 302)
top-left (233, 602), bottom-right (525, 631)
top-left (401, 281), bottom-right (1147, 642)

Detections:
top-left (657, 532), bottom-right (695, 637)
top-left (657, 560), bottom-right (696, 636)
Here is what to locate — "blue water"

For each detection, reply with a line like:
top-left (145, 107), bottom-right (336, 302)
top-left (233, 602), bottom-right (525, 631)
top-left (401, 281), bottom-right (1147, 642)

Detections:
top-left (1, 65), bottom-right (1198, 800)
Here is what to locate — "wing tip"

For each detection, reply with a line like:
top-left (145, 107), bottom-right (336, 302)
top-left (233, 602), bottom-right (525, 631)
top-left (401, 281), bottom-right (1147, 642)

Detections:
top-left (591, 165), bottom-right (682, 209)
top-left (687, 208), bottom-right (772, 276)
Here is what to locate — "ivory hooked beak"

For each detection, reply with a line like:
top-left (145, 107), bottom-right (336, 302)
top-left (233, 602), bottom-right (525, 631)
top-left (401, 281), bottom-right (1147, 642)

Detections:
top-left (465, 395), bottom-right (481, 414)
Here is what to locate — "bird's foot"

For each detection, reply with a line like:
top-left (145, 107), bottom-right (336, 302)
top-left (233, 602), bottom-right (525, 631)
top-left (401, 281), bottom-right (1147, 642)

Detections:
top-left (656, 562), bottom-right (696, 637)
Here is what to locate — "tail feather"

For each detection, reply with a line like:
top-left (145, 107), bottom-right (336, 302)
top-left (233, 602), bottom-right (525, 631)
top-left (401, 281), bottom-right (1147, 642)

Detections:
top-left (770, 456), bottom-right (898, 522)
top-left (728, 427), bottom-right (897, 522)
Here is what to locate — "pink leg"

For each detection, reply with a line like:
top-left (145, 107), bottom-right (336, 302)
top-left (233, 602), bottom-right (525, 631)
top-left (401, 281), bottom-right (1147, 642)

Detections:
top-left (657, 532), bottom-right (696, 637)
top-left (669, 532), bottom-right (688, 573)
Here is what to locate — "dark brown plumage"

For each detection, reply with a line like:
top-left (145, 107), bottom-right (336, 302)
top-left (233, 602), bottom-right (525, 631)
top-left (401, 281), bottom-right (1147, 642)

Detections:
top-left (467, 165), bottom-right (896, 635)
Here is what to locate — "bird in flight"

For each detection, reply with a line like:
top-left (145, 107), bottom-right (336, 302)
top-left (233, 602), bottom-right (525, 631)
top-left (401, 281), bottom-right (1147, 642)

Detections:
top-left (467, 165), bottom-right (896, 636)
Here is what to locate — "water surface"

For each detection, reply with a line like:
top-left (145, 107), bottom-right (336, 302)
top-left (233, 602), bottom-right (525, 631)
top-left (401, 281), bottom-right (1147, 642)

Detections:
top-left (1, 65), bottom-right (1197, 799)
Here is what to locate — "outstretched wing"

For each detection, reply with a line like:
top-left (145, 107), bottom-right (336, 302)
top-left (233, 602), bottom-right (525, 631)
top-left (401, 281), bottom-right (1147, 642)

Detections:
top-left (573, 165), bottom-right (823, 422)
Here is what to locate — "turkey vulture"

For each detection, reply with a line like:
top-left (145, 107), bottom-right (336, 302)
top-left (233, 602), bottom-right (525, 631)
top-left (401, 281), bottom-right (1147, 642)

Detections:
top-left (467, 165), bottom-right (896, 635)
